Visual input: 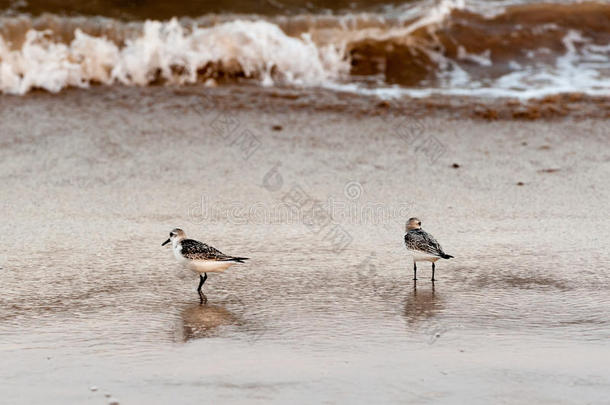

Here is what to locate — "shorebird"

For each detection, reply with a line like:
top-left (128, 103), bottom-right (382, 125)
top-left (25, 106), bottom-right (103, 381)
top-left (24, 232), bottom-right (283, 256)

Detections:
top-left (162, 228), bottom-right (249, 303)
top-left (404, 218), bottom-right (453, 281)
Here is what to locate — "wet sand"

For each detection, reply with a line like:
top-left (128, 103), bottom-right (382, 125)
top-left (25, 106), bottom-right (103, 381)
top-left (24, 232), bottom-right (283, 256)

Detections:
top-left (1, 87), bottom-right (609, 404)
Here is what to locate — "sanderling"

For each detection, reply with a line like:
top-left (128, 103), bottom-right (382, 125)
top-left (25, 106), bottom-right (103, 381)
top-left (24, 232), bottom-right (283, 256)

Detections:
top-left (404, 218), bottom-right (453, 281)
top-left (162, 228), bottom-right (249, 303)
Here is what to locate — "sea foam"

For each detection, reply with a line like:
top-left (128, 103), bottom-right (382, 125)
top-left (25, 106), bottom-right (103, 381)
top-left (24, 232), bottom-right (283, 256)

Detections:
top-left (0, 19), bottom-right (349, 94)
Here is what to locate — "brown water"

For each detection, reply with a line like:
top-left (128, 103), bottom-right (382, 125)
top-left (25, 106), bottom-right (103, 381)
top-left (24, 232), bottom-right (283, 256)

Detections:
top-left (1, 0), bottom-right (609, 96)
top-left (1, 87), bottom-right (610, 403)
top-left (0, 0), bottom-right (413, 18)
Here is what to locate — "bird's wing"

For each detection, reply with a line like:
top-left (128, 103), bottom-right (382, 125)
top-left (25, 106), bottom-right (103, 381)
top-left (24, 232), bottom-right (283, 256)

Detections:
top-left (405, 229), bottom-right (444, 256)
top-left (180, 239), bottom-right (233, 261)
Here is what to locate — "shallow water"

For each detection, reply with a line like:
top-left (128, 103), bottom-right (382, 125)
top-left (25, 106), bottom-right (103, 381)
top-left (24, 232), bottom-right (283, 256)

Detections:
top-left (1, 87), bottom-right (609, 403)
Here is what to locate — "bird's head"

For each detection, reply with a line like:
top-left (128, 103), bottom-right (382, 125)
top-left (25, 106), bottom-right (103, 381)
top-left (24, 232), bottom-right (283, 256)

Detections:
top-left (406, 217), bottom-right (422, 231)
top-left (162, 228), bottom-right (186, 246)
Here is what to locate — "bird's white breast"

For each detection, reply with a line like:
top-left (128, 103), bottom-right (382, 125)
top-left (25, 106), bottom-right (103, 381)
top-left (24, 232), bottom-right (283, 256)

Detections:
top-left (408, 250), bottom-right (441, 262)
top-left (173, 243), bottom-right (187, 262)
top-left (188, 260), bottom-right (234, 273)
top-left (171, 242), bottom-right (234, 274)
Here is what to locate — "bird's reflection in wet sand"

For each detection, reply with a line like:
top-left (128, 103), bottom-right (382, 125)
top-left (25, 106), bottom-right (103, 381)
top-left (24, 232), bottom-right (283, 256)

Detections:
top-left (404, 282), bottom-right (444, 326)
top-left (178, 299), bottom-right (240, 342)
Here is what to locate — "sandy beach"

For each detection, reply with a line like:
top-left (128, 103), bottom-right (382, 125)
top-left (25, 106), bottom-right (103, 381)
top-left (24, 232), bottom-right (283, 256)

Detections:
top-left (1, 86), bottom-right (609, 403)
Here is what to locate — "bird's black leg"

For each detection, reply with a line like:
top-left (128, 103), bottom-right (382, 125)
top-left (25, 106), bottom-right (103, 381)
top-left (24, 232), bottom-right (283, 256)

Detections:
top-left (431, 262), bottom-right (436, 282)
top-left (198, 273), bottom-right (208, 304)
top-left (413, 261), bottom-right (417, 281)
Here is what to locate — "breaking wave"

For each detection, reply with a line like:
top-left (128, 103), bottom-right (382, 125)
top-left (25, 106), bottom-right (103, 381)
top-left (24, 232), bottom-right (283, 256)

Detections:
top-left (0, 0), bottom-right (608, 98)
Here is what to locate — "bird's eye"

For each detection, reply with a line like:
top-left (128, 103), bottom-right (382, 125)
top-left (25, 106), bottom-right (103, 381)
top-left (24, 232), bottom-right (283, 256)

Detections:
top-left (418, 222), bottom-right (421, 225)
top-left (169, 232), bottom-right (174, 237)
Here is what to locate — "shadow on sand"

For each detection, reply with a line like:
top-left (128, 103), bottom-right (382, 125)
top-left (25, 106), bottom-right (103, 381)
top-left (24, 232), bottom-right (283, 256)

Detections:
top-left (177, 299), bottom-right (241, 342)
top-left (403, 282), bottom-right (444, 326)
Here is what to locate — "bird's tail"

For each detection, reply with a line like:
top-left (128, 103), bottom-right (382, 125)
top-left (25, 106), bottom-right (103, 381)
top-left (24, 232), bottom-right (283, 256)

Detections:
top-left (440, 253), bottom-right (454, 259)
top-left (223, 257), bottom-right (249, 263)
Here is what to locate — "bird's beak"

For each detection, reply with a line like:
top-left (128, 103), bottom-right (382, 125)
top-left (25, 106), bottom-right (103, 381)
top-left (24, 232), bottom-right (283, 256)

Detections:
top-left (162, 238), bottom-right (170, 246)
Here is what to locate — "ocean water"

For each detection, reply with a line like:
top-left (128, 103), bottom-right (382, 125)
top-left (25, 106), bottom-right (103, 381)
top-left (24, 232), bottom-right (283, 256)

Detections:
top-left (1, 1), bottom-right (610, 403)
top-left (0, 0), bottom-right (609, 97)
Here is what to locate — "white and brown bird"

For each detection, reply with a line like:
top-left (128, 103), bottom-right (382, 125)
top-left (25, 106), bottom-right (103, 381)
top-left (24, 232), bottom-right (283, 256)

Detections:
top-left (162, 228), bottom-right (249, 302)
top-left (404, 218), bottom-right (453, 281)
